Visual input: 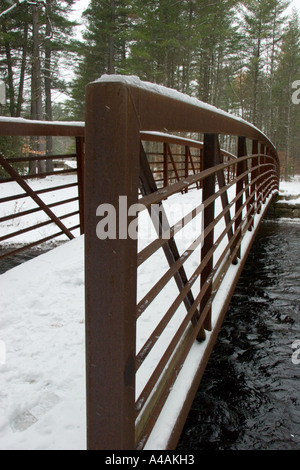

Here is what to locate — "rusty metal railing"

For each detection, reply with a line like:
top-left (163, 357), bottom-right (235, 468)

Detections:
top-left (0, 119), bottom-right (234, 262)
top-left (0, 118), bottom-right (85, 262)
top-left (140, 131), bottom-right (236, 189)
top-left (84, 77), bottom-right (279, 450)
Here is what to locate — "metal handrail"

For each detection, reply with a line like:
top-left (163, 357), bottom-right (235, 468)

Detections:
top-left (0, 78), bottom-right (280, 450)
top-left (0, 116), bottom-right (85, 136)
top-left (84, 77), bottom-right (279, 450)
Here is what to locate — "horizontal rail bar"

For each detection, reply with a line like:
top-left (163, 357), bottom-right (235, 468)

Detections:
top-left (0, 223), bottom-right (80, 261)
top-left (141, 131), bottom-right (236, 160)
top-left (0, 153), bottom-right (75, 240)
top-left (0, 196), bottom-right (79, 223)
top-left (6, 153), bottom-right (77, 163)
top-left (94, 77), bottom-right (278, 157)
top-left (0, 182), bottom-right (78, 205)
top-left (0, 117), bottom-right (85, 137)
top-left (0, 167), bottom-right (77, 183)
top-left (0, 210), bottom-right (80, 243)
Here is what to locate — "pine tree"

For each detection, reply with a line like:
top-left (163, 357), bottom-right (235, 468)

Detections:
top-left (69, 0), bottom-right (134, 119)
top-left (266, 0), bottom-right (290, 136)
top-left (273, 11), bottom-right (300, 177)
top-left (0, 0), bottom-right (76, 118)
top-left (130, 0), bottom-right (187, 89)
top-left (0, 0), bottom-right (32, 116)
top-left (240, 0), bottom-right (277, 127)
top-left (192, 0), bottom-right (241, 107)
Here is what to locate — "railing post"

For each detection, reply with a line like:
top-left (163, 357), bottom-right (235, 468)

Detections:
top-left (201, 133), bottom-right (217, 332)
top-left (185, 145), bottom-right (189, 193)
top-left (76, 136), bottom-right (85, 235)
top-left (235, 136), bottom-right (247, 260)
top-left (200, 147), bottom-right (203, 189)
top-left (163, 142), bottom-right (168, 187)
top-left (251, 140), bottom-right (258, 218)
top-left (260, 143), bottom-right (266, 205)
top-left (265, 147), bottom-right (273, 198)
top-left (85, 80), bottom-right (140, 450)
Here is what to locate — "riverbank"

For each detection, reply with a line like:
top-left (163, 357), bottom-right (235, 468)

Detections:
top-left (267, 176), bottom-right (300, 219)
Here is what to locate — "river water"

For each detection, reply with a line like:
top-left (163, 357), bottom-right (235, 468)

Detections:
top-left (177, 218), bottom-right (300, 450)
top-left (0, 244), bottom-right (62, 275)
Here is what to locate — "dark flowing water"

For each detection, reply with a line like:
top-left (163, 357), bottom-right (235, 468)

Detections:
top-left (177, 219), bottom-right (300, 450)
top-left (0, 243), bottom-right (63, 275)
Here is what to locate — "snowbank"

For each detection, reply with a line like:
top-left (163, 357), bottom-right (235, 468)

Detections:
top-left (278, 176), bottom-right (300, 205)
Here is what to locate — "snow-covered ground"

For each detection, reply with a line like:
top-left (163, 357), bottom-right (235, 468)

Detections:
top-left (278, 175), bottom-right (300, 204)
top-left (0, 176), bottom-right (298, 450)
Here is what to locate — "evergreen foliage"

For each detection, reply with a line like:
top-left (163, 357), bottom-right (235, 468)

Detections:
top-left (1, 0), bottom-right (300, 176)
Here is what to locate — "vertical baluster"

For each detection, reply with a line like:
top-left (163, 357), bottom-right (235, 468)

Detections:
top-left (163, 142), bottom-right (168, 187)
top-left (185, 145), bottom-right (189, 193)
top-left (76, 136), bottom-right (85, 234)
top-left (260, 143), bottom-right (266, 207)
top-left (235, 136), bottom-right (247, 260)
top-left (251, 140), bottom-right (258, 219)
top-left (201, 133), bottom-right (217, 332)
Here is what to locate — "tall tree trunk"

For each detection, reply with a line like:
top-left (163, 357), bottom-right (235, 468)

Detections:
top-left (30, 4), bottom-right (45, 174)
top-left (252, 35), bottom-right (261, 126)
top-left (16, 21), bottom-right (28, 117)
top-left (45, 0), bottom-right (53, 171)
top-left (31, 4), bottom-right (43, 121)
top-left (182, 4), bottom-right (194, 93)
top-left (108, 0), bottom-right (116, 73)
top-left (2, 22), bottom-right (16, 116)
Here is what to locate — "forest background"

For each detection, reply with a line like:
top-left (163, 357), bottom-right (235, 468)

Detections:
top-left (1, 0), bottom-right (300, 178)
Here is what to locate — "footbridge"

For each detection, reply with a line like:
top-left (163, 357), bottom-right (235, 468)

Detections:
top-left (0, 76), bottom-right (279, 450)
